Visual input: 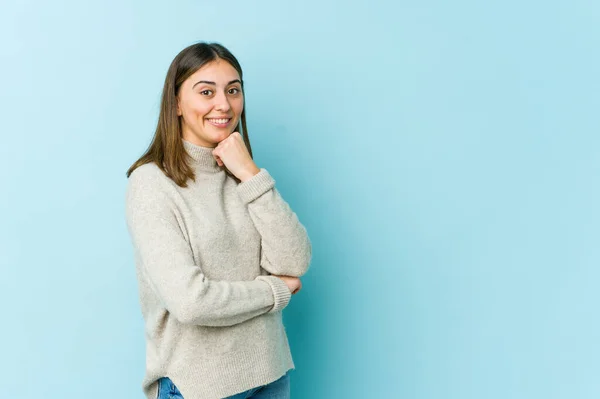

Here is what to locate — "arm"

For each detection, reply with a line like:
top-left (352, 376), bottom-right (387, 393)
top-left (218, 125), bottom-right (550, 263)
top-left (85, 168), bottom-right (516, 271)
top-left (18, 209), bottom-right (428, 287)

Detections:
top-left (236, 168), bottom-right (312, 277)
top-left (125, 168), bottom-right (291, 327)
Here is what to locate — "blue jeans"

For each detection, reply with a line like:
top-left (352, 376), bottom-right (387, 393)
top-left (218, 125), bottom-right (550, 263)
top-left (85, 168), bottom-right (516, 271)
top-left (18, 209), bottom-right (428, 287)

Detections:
top-left (157, 371), bottom-right (290, 399)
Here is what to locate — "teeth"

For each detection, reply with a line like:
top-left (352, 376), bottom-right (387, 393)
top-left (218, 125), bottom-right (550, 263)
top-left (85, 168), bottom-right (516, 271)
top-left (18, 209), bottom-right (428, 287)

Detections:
top-left (208, 118), bottom-right (230, 124)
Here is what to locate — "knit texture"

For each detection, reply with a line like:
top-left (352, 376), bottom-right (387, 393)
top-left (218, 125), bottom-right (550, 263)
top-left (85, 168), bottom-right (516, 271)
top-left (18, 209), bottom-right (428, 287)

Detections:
top-left (125, 139), bottom-right (312, 399)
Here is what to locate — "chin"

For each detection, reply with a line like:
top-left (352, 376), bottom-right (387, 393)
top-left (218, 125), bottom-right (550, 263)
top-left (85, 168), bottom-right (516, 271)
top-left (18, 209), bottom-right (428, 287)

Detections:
top-left (211, 131), bottom-right (230, 143)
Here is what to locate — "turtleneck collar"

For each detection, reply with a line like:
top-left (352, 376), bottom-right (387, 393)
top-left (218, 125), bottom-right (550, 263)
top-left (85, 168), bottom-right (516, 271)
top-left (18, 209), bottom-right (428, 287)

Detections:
top-left (182, 139), bottom-right (222, 172)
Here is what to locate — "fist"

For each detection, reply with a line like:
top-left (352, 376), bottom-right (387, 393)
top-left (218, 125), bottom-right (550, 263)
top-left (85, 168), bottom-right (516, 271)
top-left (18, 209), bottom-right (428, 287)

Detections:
top-left (212, 132), bottom-right (260, 182)
top-left (276, 275), bottom-right (302, 295)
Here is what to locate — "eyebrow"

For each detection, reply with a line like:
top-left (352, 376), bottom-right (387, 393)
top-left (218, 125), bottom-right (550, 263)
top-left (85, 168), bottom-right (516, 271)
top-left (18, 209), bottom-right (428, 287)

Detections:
top-left (192, 79), bottom-right (242, 88)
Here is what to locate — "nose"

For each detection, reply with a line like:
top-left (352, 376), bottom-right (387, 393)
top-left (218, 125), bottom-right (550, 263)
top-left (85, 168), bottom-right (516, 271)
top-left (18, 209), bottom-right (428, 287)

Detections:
top-left (213, 91), bottom-right (231, 112)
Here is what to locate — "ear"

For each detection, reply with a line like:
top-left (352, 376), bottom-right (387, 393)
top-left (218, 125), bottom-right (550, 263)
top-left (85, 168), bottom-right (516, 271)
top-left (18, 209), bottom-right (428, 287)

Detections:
top-left (176, 96), bottom-right (182, 116)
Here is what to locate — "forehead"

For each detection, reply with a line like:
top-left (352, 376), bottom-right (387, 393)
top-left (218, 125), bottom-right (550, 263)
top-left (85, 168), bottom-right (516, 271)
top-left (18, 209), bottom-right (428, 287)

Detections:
top-left (187, 59), bottom-right (240, 84)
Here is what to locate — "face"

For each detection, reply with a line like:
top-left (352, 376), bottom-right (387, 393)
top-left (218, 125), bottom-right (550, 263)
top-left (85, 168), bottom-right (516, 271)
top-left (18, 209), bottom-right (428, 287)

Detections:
top-left (177, 59), bottom-right (244, 148)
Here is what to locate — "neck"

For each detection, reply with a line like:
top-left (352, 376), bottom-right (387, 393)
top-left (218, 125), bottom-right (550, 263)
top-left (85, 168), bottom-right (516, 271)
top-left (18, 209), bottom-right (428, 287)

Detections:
top-left (182, 139), bottom-right (221, 172)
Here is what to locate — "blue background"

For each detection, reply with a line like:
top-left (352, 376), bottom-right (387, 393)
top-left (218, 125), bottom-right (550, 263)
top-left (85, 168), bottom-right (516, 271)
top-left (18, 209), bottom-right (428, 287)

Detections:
top-left (1, 0), bottom-right (598, 398)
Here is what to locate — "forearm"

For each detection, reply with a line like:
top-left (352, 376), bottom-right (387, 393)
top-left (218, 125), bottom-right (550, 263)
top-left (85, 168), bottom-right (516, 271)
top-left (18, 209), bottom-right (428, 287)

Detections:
top-left (237, 169), bottom-right (312, 277)
top-left (146, 270), bottom-right (291, 327)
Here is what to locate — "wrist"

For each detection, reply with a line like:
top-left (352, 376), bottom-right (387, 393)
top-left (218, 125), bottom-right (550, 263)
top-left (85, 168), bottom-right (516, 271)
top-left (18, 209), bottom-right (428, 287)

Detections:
top-left (239, 164), bottom-right (260, 182)
top-left (256, 275), bottom-right (292, 312)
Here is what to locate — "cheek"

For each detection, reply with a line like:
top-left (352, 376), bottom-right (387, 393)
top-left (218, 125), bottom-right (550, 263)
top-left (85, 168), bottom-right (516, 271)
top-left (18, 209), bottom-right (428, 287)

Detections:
top-left (233, 99), bottom-right (244, 116)
top-left (182, 97), bottom-right (212, 119)
top-left (192, 102), bottom-right (213, 118)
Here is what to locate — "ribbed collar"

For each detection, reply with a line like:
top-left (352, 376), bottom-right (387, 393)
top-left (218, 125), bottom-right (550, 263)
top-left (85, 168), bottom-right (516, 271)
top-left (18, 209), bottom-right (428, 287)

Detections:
top-left (182, 139), bottom-right (221, 172)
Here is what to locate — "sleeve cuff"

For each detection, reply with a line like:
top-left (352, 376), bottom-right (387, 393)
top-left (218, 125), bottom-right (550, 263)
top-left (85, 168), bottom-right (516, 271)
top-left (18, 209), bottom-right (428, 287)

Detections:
top-left (256, 275), bottom-right (292, 313)
top-left (236, 168), bottom-right (275, 204)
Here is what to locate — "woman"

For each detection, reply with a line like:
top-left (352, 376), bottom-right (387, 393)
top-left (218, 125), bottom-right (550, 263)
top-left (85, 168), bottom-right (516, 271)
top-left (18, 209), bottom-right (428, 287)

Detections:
top-left (125, 42), bottom-right (311, 399)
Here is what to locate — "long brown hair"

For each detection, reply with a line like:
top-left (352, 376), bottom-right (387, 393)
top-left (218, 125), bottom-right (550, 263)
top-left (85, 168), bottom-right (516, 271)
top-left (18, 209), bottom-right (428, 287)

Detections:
top-left (126, 42), bottom-right (252, 187)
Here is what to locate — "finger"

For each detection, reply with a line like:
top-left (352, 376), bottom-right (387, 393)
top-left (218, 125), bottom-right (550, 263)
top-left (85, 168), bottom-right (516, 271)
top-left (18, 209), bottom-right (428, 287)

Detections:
top-left (212, 151), bottom-right (223, 166)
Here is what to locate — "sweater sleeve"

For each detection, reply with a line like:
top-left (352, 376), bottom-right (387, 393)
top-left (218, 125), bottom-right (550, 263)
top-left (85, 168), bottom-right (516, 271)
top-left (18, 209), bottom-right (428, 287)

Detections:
top-left (125, 168), bottom-right (291, 327)
top-left (236, 168), bottom-right (312, 277)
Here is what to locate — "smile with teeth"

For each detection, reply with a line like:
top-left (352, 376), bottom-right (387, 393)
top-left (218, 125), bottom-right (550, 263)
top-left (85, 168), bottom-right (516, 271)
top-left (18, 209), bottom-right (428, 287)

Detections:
top-left (206, 118), bottom-right (231, 127)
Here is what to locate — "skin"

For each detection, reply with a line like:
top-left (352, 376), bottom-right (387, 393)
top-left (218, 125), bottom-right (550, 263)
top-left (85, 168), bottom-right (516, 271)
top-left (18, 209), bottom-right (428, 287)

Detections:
top-left (177, 59), bottom-right (302, 295)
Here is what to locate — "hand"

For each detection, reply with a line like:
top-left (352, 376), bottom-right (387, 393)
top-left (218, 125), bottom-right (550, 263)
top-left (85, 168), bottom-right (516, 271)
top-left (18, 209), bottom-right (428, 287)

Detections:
top-left (212, 132), bottom-right (260, 182)
top-left (276, 275), bottom-right (302, 295)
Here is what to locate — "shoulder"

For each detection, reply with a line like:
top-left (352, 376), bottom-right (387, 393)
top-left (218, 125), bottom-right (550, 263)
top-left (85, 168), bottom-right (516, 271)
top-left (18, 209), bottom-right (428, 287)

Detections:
top-left (127, 162), bottom-right (181, 195)
top-left (125, 162), bottom-right (177, 211)
top-left (127, 162), bottom-right (167, 188)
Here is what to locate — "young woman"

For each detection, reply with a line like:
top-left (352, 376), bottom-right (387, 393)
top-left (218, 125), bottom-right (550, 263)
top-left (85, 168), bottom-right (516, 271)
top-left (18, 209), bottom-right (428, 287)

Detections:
top-left (125, 42), bottom-right (312, 399)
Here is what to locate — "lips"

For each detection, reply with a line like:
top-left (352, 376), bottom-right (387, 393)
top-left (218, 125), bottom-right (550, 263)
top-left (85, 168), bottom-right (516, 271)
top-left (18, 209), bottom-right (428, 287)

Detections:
top-left (206, 118), bottom-right (232, 127)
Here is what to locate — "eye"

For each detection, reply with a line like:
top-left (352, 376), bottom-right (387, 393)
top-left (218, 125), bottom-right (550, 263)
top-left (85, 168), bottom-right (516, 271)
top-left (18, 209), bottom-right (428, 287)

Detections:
top-left (200, 89), bottom-right (213, 96)
top-left (228, 87), bottom-right (241, 95)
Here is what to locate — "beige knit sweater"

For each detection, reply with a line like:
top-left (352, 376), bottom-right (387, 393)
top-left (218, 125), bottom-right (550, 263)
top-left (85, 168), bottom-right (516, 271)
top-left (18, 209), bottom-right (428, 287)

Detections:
top-left (125, 139), bottom-right (312, 399)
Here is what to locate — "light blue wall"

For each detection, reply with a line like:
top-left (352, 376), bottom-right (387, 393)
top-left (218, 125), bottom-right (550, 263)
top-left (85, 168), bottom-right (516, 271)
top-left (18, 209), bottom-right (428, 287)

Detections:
top-left (1, 1), bottom-right (598, 398)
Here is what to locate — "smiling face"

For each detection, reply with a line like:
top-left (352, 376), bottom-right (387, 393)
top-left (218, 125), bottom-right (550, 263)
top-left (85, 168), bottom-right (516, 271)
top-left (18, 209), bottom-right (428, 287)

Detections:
top-left (177, 58), bottom-right (244, 148)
